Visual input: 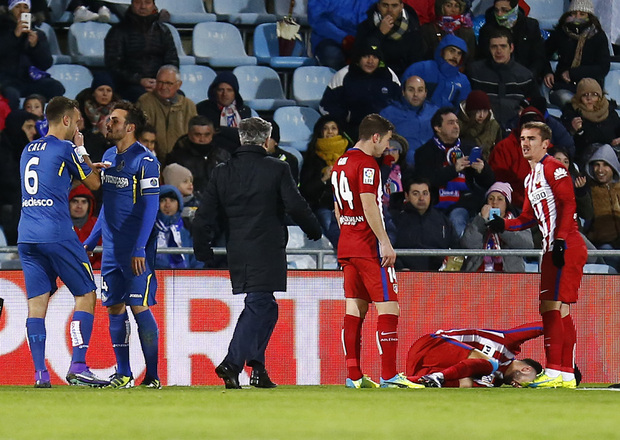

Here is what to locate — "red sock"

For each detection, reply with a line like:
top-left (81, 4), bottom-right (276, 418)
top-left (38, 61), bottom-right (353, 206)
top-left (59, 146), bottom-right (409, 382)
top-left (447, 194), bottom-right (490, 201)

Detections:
top-left (561, 314), bottom-right (576, 373)
top-left (343, 314), bottom-right (363, 380)
top-left (542, 309), bottom-right (564, 370)
top-left (441, 358), bottom-right (495, 381)
top-left (377, 314), bottom-right (398, 380)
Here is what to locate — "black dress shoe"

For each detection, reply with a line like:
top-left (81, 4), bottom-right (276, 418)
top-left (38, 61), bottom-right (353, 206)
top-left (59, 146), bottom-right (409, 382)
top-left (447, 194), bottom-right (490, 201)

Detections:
top-left (250, 369), bottom-right (277, 388)
top-left (215, 363), bottom-right (241, 389)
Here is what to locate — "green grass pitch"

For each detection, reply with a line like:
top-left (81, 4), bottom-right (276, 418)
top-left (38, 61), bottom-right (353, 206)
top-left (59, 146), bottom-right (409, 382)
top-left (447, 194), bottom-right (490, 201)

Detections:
top-left (0, 385), bottom-right (618, 440)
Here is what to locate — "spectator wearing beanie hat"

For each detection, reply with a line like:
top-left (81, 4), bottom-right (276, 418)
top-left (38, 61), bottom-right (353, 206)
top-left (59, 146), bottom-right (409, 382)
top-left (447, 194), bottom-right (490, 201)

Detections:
top-left (320, 42), bottom-right (401, 139)
top-left (162, 163), bottom-right (201, 228)
top-left (196, 71), bottom-right (252, 129)
top-left (543, 0), bottom-right (610, 108)
top-left (461, 180), bottom-right (533, 272)
top-left (477, 0), bottom-right (547, 82)
top-left (457, 89), bottom-right (502, 160)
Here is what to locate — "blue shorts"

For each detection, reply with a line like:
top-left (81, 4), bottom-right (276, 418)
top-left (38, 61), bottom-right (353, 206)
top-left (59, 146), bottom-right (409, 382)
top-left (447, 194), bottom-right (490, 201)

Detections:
top-left (18, 239), bottom-right (96, 299)
top-left (100, 241), bottom-right (157, 307)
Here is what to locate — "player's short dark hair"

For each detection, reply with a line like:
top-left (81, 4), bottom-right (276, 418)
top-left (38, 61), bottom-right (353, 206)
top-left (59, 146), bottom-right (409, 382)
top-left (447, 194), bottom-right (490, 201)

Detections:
top-left (431, 107), bottom-right (457, 131)
top-left (522, 358), bottom-right (543, 375)
top-left (488, 26), bottom-right (513, 46)
top-left (46, 96), bottom-right (79, 124)
top-left (521, 121), bottom-right (552, 142)
top-left (112, 101), bottom-right (148, 138)
top-left (403, 176), bottom-right (431, 193)
top-left (188, 115), bottom-right (214, 130)
top-left (358, 114), bottom-right (394, 141)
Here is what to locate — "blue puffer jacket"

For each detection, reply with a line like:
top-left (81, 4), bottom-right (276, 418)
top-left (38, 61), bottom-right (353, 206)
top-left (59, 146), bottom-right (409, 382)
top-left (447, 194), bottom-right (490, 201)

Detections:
top-left (308, 0), bottom-right (376, 52)
top-left (401, 34), bottom-right (471, 108)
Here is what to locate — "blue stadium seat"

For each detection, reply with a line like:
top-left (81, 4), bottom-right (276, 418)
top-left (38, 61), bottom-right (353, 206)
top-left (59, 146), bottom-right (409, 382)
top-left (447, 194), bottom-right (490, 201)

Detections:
top-left (253, 23), bottom-right (315, 69)
top-left (527, 0), bottom-right (565, 31)
top-left (68, 22), bottom-right (111, 67)
top-left (155, 0), bottom-right (216, 24)
top-left (292, 66), bottom-right (335, 109)
top-left (233, 66), bottom-right (296, 111)
top-left (47, 0), bottom-right (72, 24)
top-left (163, 23), bottom-right (195, 65)
top-left (605, 70), bottom-right (620, 104)
top-left (192, 22), bottom-right (257, 67)
top-left (179, 65), bottom-right (217, 103)
top-left (47, 64), bottom-right (93, 100)
top-left (273, 0), bottom-right (308, 26)
top-left (39, 22), bottom-right (72, 64)
top-left (212, 0), bottom-right (277, 25)
top-left (273, 105), bottom-right (320, 151)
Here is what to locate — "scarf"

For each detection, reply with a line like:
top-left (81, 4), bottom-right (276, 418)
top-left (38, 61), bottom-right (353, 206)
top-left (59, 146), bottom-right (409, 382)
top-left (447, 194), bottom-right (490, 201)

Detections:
top-left (563, 17), bottom-right (598, 68)
top-left (481, 212), bottom-right (514, 272)
top-left (155, 214), bottom-right (186, 268)
top-left (494, 5), bottom-right (518, 29)
top-left (315, 135), bottom-right (348, 166)
top-left (437, 14), bottom-right (472, 33)
top-left (84, 99), bottom-right (114, 133)
top-left (219, 100), bottom-right (241, 128)
top-left (373, 8), bottom-right (409, 41)
top-left (572, 95), bottom-right (610, 123)
top-left (433, 136), bottom-right (469, 209)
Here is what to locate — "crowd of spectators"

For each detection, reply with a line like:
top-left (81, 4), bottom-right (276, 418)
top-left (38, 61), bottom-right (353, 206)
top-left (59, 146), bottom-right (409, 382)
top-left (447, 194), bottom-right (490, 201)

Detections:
top-left (1, 0), bottom-right (620, 272)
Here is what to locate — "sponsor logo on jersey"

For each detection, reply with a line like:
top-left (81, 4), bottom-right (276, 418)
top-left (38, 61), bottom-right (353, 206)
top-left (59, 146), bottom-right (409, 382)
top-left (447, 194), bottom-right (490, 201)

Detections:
top-left (129, 294), bottom-right (142, 298)
top-left (337, 157), bottom-right (348, 166)
top-left (340, 215), bottom-right (364, 226)
top-left (363, 168), bottom-right (375, 185)
top-left (554, 167), bottom-right (568, 180)
top-left (530, 187), bottom-right (547, 202)
top-left (103, 174), bottom-right (130, 188)
top-left (22, 197), bottom-right (54, 207)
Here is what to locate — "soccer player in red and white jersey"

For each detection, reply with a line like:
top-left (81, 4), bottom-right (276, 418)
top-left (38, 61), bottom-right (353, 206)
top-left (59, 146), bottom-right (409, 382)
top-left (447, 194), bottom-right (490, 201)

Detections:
top-left (331, 114), bottom-right (422, 389)
top-left (488, 121), bottom-right (587, 388)
top-left (406, 322), bottom-right (544, 388)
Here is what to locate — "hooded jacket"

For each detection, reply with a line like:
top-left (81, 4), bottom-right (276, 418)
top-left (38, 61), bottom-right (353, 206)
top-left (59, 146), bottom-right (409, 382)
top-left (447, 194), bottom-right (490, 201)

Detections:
top-left (401, 34), bottom-right (471, 108)
top-left (585, 144), bottom-right (620, 246)
top-left (196, 71), bottom-right (252, 128)
top-left (69, 184), bottom-right (101, 269)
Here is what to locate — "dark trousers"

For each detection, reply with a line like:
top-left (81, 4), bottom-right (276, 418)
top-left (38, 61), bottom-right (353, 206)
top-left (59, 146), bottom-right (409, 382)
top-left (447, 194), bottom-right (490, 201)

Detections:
top-left (224, 291), bottom-right (279, 372)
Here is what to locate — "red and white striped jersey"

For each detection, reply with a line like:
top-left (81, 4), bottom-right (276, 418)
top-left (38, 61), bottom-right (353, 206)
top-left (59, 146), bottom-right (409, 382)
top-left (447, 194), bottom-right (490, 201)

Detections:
top-left (505, 155), bottom-right (582, 252)
top-left (331, 148), bottom-right (382, 258)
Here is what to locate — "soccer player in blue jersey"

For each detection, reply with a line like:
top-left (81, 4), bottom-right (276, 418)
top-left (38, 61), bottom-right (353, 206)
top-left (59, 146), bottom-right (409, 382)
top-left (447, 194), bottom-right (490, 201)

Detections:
top-left (84, 102), bottom-right (161, 389)
top-left (19, 96), bottom-right (109, 388)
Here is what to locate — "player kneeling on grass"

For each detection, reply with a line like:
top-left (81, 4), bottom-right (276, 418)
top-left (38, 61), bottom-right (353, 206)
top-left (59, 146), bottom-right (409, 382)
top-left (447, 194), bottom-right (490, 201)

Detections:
top-left (406, 323), bottom-right (544, 388)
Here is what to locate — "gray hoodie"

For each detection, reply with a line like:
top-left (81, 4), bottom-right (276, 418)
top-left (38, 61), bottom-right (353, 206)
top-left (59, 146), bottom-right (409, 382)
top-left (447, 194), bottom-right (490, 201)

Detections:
top-left (586, 144), bottom-right (620, 182)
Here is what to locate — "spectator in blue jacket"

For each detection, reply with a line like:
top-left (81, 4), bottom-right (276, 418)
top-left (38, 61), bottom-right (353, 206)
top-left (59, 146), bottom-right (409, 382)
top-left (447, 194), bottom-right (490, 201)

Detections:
top-left (308, 0), bottom-right (376, 70)
top-left (380, 75), bottom-right (438, 164)
top-left (401, 33), bottom-right (470, 109)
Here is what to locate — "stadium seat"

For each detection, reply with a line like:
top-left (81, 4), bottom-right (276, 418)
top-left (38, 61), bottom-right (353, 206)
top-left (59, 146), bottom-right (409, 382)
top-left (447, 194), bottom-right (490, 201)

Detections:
top-left (584, 264), bottom-right (618, 274)
top-left (527, 0), bottom-right (564, 31)
top-left (47, 0), bottom-right (72, 24)
top-left (68, 22), bottom-right (111, 67)
top-left (39, 22), bottom-right (72, 64)
top-left (605, 70), bottom-right (620, 104)
top-left (253, 23), bottom-right (315, 69)
top-left (273, 105), bottom-right (320, 151)
top-left (154, 0), bottom-right (216, 24)
top-left (47, 64), bottom-right (93, 100)
top-left (273, 0), bottom-right (308, 25)
top-left (278, 145), bottom-right (304, 177)
top-left (179, 65), bottom-right (217, 103)
top-left (212, 0), bottom-right (277, 25)
top-left (233, 66), bottom-right (295, 111)
top-left (292, 66), bottom-right (335, 109)
top-left (163, 23), bottom-right (195, 65)
top-left (192, 22), bottom-right (257, 68)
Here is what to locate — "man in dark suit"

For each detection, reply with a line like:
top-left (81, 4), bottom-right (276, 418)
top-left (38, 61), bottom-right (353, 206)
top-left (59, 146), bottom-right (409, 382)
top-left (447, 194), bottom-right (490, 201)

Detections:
top-left (193, 117), bottom-right (322, 389)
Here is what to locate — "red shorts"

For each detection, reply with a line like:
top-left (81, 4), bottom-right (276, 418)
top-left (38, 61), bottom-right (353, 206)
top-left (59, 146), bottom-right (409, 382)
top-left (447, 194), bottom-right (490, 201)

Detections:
top-left (339, 257), bottom-right (398, 303)
top-left (405, 334), bottom-right (471, 377)
top-left (540, 243), bottom-right (587, 303)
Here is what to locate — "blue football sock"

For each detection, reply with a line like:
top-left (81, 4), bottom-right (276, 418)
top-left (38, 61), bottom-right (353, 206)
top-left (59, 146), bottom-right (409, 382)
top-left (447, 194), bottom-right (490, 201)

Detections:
top-left (26, 318), bottom-right (47, 372)
top-left (135, 309), bottom-right (159, 380)
top-left (109, 312), bottom-right (132, 377)
top-left (70, 311), bottom-right (94, 365)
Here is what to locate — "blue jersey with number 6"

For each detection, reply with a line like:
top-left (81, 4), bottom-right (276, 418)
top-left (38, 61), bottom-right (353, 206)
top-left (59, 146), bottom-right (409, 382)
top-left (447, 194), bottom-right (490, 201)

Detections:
top-left (18, 135), bottom-right (93, 244)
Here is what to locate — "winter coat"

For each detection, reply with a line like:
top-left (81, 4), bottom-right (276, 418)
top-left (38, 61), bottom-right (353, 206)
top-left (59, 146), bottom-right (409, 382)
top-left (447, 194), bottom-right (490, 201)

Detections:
top-left (477, 6), bottom-right (548, 80)
top-left (104, 7), bottom-right (178, 87)
top-left (380, 97), bottom-right (438, 164)
top-left (355, 2), bottom-right (424, 77)
top-left (402, 33), bottom-right (471, 109)
top-left (457, 100), bottom-right (502, 160)
top-left (196, 71), bottom-right (252, 128)
top-left (460, 214), bottom-right (533, 272)
top-left (193, 145), bottom-right (321, 294)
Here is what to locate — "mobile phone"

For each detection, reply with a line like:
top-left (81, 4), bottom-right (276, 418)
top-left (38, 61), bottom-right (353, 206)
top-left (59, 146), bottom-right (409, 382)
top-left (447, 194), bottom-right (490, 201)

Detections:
top-left (21, 12), bottom-right (31, 31)
top-left (469, 146), bottom-right (482, 163)
top-left (489, 207), bottom-right (501, 220)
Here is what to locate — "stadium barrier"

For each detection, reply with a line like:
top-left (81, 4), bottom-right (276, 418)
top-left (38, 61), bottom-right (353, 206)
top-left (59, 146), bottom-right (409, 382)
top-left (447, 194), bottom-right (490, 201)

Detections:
top-left (0, 269), bottom-right (618, 386)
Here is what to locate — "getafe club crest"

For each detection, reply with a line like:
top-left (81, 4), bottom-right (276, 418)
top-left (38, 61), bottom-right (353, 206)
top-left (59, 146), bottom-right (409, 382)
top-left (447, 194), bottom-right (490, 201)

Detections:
top-left (116, 160), bottom-right (125, 172)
